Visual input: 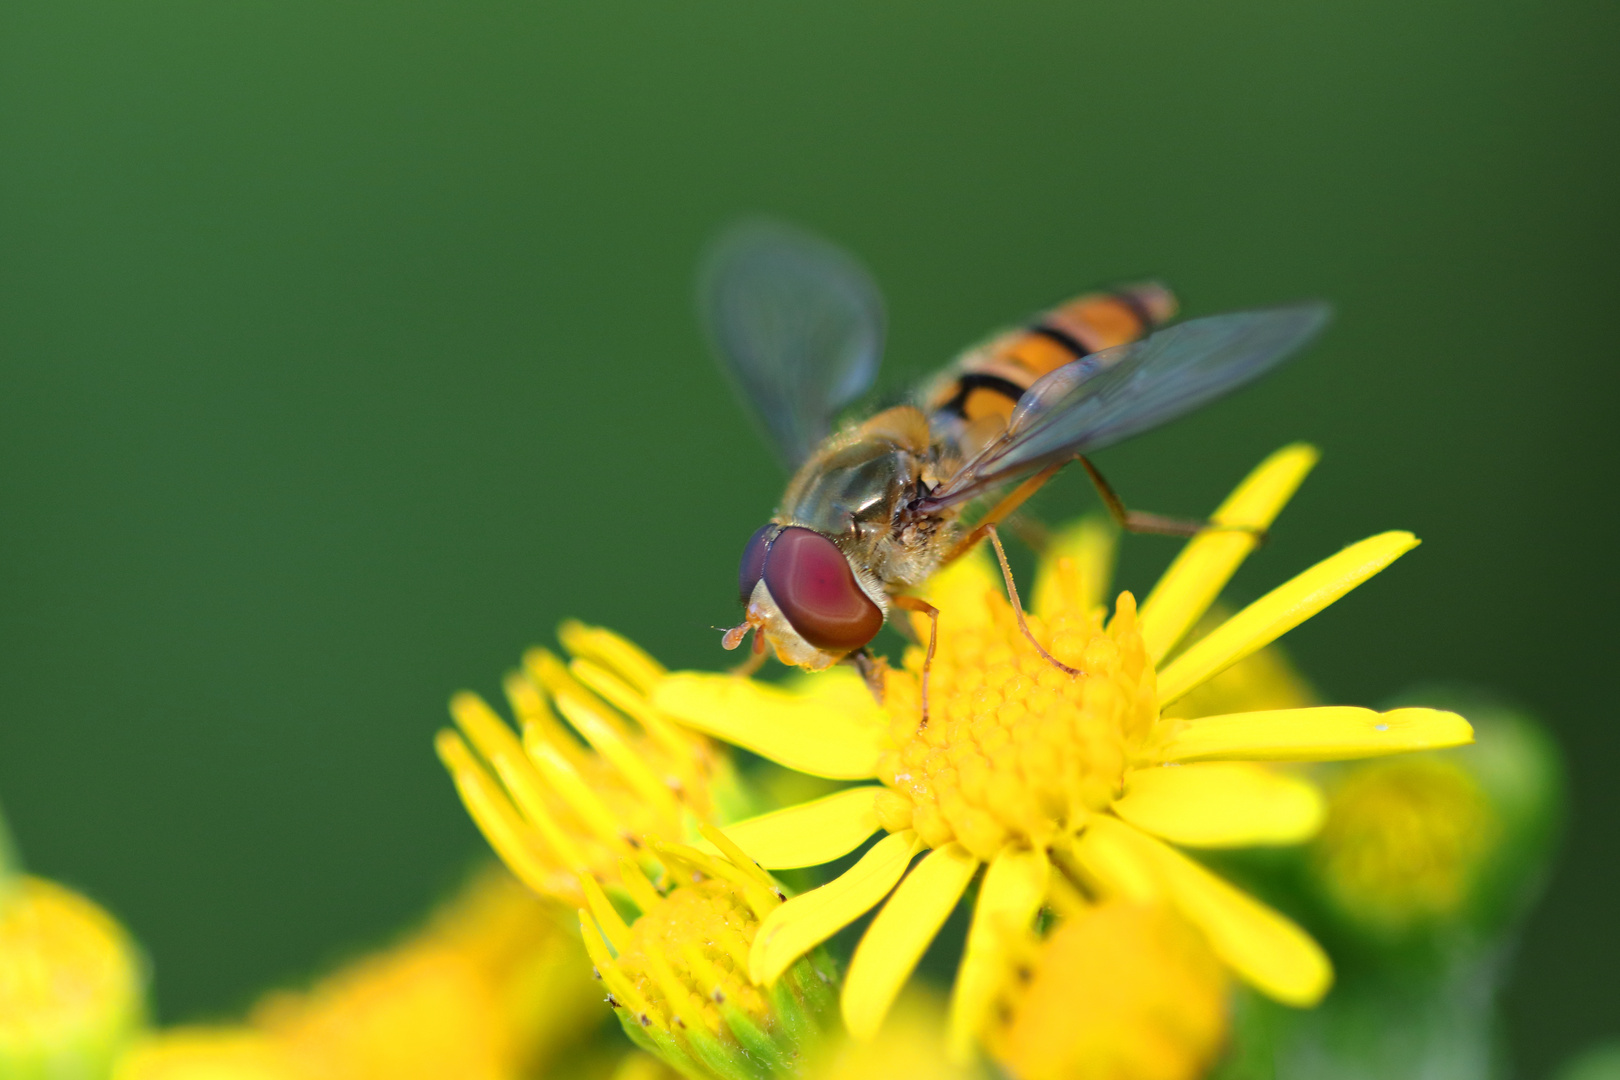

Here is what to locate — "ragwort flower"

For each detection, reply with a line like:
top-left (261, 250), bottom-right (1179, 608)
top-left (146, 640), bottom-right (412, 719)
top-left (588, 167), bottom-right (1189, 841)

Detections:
top-left (436, 625), bottom-right (833, 1078)
top-left (114, 867), bottom-right (600, 1080)
top-left (577, 830), bottom-right (836, 1080)
top-left (985, 901), bottom-right (1228, 1080)
top-left (437, 621), bottom-right (738, 908)
top-left (651, 444), bottom-right (1475, 1051)
top-left (0, 875), bottom-right (146, 1078)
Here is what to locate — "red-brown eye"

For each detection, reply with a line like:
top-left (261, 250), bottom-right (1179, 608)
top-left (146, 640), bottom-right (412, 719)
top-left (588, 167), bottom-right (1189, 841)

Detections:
top-left (738, 524), bottom-right (775, 603)
top-left (762, 527), bottom-right (884, 652)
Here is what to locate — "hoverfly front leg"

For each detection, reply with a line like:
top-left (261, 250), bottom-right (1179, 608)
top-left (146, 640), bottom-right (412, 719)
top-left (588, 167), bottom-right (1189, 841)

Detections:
top-left (890, 596), bottom-right (939, 729)
top-left (1078, 456), bottom-right (1267, 544)
top-left (729, 632), bottom-right (768, 678)
top-left (985, 525), bottom-right (1080, 678)
top-left (847, 648), bottom-right (889, 705)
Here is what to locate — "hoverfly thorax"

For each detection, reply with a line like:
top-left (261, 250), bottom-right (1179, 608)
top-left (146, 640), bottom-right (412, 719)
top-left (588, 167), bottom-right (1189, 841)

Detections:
top-left (730, 406), bottom-right (947, 669)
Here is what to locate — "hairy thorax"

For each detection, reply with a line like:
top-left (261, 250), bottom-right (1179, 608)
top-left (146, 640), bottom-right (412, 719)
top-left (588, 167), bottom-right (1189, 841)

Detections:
top-left (777, 406), bottom-right (961, 594)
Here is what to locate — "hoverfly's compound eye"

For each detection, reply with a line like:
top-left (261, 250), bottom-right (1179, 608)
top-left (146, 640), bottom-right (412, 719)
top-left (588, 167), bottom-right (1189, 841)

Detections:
top-left (761, 527), bottom-right (883, 652)
top-left (738, 524), bottom-right (775, 604)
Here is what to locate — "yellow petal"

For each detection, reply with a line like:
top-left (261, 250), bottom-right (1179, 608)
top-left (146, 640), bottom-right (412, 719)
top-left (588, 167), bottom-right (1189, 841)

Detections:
top-left (1114, 763), bottom-right (1325, 847)
top-left (434, 730), bottom-right (560, 893)
top-left (843, 844), bottom-right (980, 1041)
top-left (1139, 444), bottom-right (1319, 664)
top-left (652, 670), bottom-right (884, 780)
top-left (557, 619), bottom-right (666, 694)
top-left (551, 686), bottom-right (680, 818)
top-left (948, 845), bottom-right (1050, 1061)
top-left (1156, 531), bottom-right (1420, 706)
top-left (750, 831), bottom-right (921, 985)
top-left (1076, 817), bottom-right (1331, 1005)
top-left (1156, 706), bottom-right (1475, 764)
top-left (1031, 516), bottom-right (1116, 622)
top-left (699, 787), bottom-right (882, 870)
top-left (920, 543), bottom-right (1001, 617)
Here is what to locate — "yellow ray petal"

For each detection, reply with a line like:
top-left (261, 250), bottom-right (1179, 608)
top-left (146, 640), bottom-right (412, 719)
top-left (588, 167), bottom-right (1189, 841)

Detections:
top-left (1076, 817), bottom-right (1331, 1006)
top-left (948, 845), bottom-right (1050, 1061)
top-left (698, 787), bottom-right (882, 870)
top-left (1139, 444), bottom-right (1319, 663)
top-left (1156, 531), bottom-right (1420, 706)
top-left (843, 843), bottom-right (979, 1041)
top-left (551, 686), bottom-right (680, 818)
top-left (1113, 763), bottom-right (1325, 847)
top-left (750, 831), bottom-right (920, 985)
top-left (652, 671), bottom-right (885, 780)
top-left (1032, 516), bottom-right (1116, 622)
top-left (1156, 706), bottom-right (1474, 764)
top-left (435, 730), bottom-right (559, 894)
top-left (557, 619), bottom-right (666, 694)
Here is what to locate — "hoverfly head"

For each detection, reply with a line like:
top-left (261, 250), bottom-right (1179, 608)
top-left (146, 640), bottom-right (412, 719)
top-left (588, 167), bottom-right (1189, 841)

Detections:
top-left (726, 524), bottom-right (885, 666)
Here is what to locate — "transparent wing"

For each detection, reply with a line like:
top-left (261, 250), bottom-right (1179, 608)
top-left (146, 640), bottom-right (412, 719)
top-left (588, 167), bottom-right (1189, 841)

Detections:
top-left (699, 218), bottom-right (886, 469)
top-left (918, 302), bottom-right (1331, 512)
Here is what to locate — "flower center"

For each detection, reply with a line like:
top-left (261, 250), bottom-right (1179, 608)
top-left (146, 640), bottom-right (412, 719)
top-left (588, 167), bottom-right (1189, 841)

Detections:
top-left (874, 589), bottom-right (1158, 861)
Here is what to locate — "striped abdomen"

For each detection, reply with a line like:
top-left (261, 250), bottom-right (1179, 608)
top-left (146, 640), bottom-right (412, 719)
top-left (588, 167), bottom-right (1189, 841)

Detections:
top-left (924, 282), bottom-right (1177, 451)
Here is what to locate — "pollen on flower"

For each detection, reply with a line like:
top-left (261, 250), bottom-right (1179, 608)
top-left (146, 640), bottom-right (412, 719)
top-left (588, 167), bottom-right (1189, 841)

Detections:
top-left (875, 585), bottom-right (1157, 861)
top-left (580, 843), bottom-right (834, 1078)
top-left (611, 880), bottom-right (770, 1036)
top-left (1311, 757), bottom-right (1498, 933)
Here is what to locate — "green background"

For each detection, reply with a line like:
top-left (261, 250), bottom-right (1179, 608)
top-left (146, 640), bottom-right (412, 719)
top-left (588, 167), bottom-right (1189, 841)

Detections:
top-left (0, 1), bottom-right (1614, 1074)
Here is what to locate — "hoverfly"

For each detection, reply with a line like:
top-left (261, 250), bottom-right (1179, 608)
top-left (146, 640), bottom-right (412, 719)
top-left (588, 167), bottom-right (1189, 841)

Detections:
top-left (702, 219), bottom-right (1329, 713)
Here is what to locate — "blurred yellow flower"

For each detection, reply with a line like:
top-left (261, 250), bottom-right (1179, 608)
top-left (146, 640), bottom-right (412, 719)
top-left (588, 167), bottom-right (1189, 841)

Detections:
top-left (115, 867), bottom-right (600, 1080)
top-left (985, 902), bottom-right (1227, 1080)
top-left (810, 990), bottom-right (979, 1080)
top-left (115, 1029), bottom-right (297, 1080)
top-left (1311, 756), bottom-right (1498, 934)
top-left (651, 445), bottom-right (1475, 1052)
top-left (0, 874), bottom-right (146, 1078)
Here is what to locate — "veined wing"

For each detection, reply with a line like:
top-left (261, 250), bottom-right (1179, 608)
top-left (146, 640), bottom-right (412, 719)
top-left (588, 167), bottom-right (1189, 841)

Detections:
top-left (699, 218), bottom-right (886, 469)
top-left (917, 302), bottom-right (1331, 512)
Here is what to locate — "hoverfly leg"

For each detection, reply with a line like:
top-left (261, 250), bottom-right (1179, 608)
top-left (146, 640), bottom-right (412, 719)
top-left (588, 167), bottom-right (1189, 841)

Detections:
top-left (1078, 456), bottom-right (1267, 543)
top-left (941, 461), bottom-right (1066, 565)
top-left (729, 636), bottom-right (768, 678)
top-left (985, 525), bottom-right (1080, 678)
top-left (890, 596), bottom-right (940, 729)
top-left (847, 648), bottom-right (889, 705)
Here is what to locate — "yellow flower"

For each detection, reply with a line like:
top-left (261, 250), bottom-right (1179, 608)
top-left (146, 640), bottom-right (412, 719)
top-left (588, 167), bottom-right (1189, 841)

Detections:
top-left (0, 875), bottom-right (146, 1077)
top-left (1311, 756), bottom-right (1497, 935)
top-left (984, 902), bottom-right (1228, 1080)
top-left (114, 1030), bottom-right (299, 1080)
top-left (115, 867), bottom-right (600, 1080)
top-left (437, 621), bottom-right (735, 908)
top-left (650, 444), bottom-right (1475, 1052)
top-left (809, 989), bottom-right (979, 1080)
top-left (577, 826), bottom-right (835, 1080)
